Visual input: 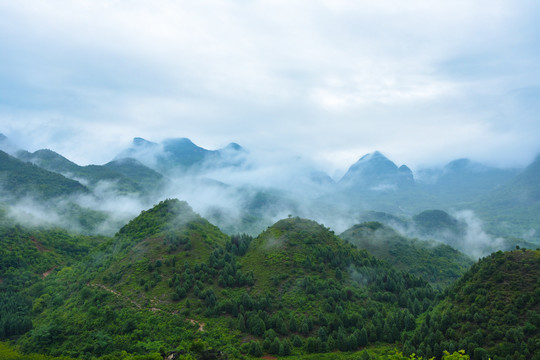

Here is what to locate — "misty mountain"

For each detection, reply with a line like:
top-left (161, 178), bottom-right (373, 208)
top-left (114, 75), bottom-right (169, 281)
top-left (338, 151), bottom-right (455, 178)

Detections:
top-left (0, 133), bottom-right (20, 155)
top-left (416, 158), bottom-right (520, 204)
top-left (103, 158), bottom-right (166, 191)
top-left (17, 148), bottom-right (161, 195)
top-left (412, 209), bottom-right (467, 244)
top-left (356, 211), bottom-right (409, 228)
top-left (474, 154), bottom-right (540, 240)
top-left (339, 151), bottom-right (414, 191)
top-left (0, 150), bottom-right (88, 200)
top-left (340, 221), bottom-right (473, 287)
top-left (116, 137), bottom-right (247, 173)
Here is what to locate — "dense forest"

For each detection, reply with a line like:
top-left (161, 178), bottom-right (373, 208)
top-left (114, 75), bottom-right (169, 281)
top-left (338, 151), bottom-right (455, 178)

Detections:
top-left (0, 199), bottom-right (538, 359)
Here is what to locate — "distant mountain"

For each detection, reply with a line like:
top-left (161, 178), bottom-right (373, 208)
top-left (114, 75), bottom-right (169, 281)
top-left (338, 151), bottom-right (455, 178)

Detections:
top-left (339, 151), bottom-right (414, 191)
top-left (474, 155), bottom-right (540, 241)
top-left (356, 211), bottom-right (409, 228)
top-left (412, 209), bottom-right (466, 243)
top-left (103, 158), bottom-right (166, 191)
top-left (340, 221), bottom-right (473, 287)
top-left (17, 149), bottom-right (161, 195)
top-left (0, 150), bottom-right (88, 200)
top-left (416, 158), bottom-right (520, 204)
top-left (116, 137), bottom-right (247, 173)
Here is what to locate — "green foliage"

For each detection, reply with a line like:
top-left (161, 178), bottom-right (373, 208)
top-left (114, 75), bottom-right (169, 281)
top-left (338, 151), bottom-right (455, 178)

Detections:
top-left (2, 198), bottom-right (536, 360)
top-left (407, 249), bottom-right (540, 359)
top-left (18, 149), bottom-right (164, 195)
top-left (0, 150), bottom-right (88, 200)
top-left (341, 222), bottom-right (473, 287)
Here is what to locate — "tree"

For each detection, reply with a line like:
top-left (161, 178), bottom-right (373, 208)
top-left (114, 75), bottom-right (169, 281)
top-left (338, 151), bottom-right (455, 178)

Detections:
top-left (248, 341), bottom-right (263, 357)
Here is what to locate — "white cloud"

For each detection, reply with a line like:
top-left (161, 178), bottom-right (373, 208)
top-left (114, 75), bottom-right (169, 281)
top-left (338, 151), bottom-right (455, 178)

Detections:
top-left (0, 0), bottom-right (539, 170)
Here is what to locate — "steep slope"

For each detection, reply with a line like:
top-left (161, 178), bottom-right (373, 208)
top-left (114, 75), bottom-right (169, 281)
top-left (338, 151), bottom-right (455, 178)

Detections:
top-left (0, 150), bottom-right (88, 199)
top-left (406, 249), bottom-right (540, 360)
top-left (340, 221), bottom-right (473, 287)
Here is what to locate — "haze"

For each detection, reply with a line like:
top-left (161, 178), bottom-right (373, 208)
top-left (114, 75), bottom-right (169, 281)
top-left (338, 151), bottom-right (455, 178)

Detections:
top-left (1, 1), bottom-right (540, 175)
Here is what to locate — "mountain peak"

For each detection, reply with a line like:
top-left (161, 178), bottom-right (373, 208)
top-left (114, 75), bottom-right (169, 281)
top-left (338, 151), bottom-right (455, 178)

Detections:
top-left (132, 137), bottom-right (158, 147)
top-left (117, 199), bottom-right (200, 241)
top-left (340, 151), bottom-right (414, 189)
top-left (223, 142), bottom-right (244, 152)
top-left (357, 150), bottom-right (387, 163)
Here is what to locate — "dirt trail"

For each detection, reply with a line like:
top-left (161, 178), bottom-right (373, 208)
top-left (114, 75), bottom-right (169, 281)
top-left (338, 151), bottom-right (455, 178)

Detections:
top-left (187, 318), bottom-right (205, 332)
top-left (42, 267), bottom-right (55, 278)
top-left (89, 283), bottom-right (205, 331)
top-left (90, 283), bottom-right (142, 309)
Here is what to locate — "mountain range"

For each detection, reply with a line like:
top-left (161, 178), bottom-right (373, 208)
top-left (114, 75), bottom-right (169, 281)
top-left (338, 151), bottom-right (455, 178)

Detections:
top-left (1, 133), bottom-right (540, 247)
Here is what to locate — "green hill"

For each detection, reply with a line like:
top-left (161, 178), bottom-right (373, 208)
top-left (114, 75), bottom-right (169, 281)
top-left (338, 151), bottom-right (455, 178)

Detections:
top-left (0, 150), bottom-right (88, 200)
top-left (406, 249), bottom-right (540, 360)
top-left (104, 158), bottom-right (166, 192)
top-left (17, 149), bottom-right (162, 195)
top-left (7, 201), bottom-right (441, 359)
top-left (340, 222), bottom-right (473, 287)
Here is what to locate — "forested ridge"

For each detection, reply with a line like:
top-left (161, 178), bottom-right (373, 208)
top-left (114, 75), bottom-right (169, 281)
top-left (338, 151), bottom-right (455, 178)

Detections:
top-left (0, 199), bottom-right (538, 359)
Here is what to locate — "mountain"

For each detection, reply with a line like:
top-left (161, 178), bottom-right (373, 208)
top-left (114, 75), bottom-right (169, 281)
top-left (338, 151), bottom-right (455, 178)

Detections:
top-left (412, 209), bottom-right (467, 244)
top-left (116, 137), bottom-right (247, 173)
top-left (340, 221), bottom-right (473, 287)
top-left (416, 158), bottom-right (520, 205)
top-left (103, 158), bottom-right (166, 191)
top-left (473, 155), bottom-right (540, 242)
top-left (0, 150), bottom-right (88, 200)
top-left (339, 151), bottom-right (414, 191)
top-left (356, 211), bottom-right (409, 228)
top-left (17, 149), bottom-right (161, 195)
top-left (406, 249), bottom-right (540, 359)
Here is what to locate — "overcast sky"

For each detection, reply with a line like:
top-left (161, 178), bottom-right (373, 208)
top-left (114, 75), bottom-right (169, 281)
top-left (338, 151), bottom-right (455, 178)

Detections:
top-left (1, 1), bottom-right (539, 175)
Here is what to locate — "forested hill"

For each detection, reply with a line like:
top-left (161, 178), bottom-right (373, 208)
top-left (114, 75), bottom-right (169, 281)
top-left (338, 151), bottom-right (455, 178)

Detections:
top-left (0, 150), bottom-right (88, 199)
top-left (406, 249), bottom-right (540, 359)
top-left (340, 221), bottom-right (473, 287)
top-left (0, 198), bottom-right (537, 360)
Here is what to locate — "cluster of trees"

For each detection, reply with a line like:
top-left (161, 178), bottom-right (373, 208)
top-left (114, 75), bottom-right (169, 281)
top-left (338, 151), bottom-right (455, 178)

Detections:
top-left (1, 198), bottom-right (538, 360)
top-left (405, 250), bottom-right (540, 360)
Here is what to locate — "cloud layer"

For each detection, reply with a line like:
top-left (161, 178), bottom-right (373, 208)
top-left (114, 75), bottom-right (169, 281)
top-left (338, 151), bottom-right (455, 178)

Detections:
top-left (1, 0), bottom-right (539, 172)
